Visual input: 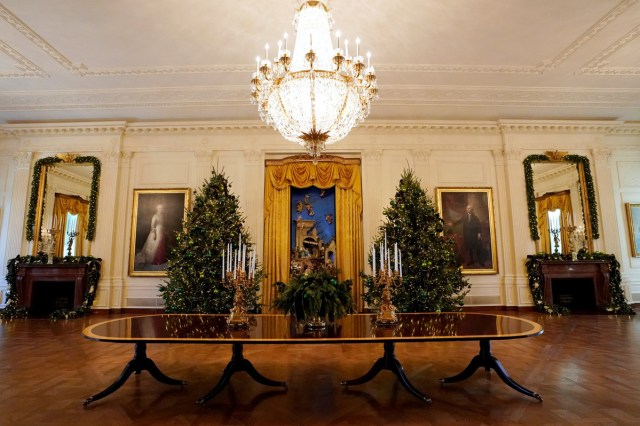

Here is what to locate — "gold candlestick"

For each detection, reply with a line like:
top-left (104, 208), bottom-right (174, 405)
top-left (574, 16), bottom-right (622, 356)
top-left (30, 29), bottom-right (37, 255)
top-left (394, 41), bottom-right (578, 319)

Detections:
top-left (225, 270), bottom-right (251, 328)
top-left (375, 268), bottom-right (400, 326)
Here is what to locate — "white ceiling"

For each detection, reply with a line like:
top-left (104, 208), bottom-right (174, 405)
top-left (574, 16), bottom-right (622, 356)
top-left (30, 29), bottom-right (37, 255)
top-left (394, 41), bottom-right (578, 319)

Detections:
top-left (1, 0), bottom-right (639, 124)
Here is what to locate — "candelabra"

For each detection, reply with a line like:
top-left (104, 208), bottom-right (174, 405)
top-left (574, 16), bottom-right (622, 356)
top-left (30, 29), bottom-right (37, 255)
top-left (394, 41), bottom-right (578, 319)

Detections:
top-left (374, 268), bottom-right (401, 326)
top-left (39, 228), bottom-right (58, 264)
top-left (224, 269), bottom-right (252, 328)
top-left (550, 227), bottom-right (560, 254)
top-left (222, 235), bottom-right (257, 329)
top-left (371, 233), bottom-right (403, 327)
top-left (66, 230), bottom-right (79, 257)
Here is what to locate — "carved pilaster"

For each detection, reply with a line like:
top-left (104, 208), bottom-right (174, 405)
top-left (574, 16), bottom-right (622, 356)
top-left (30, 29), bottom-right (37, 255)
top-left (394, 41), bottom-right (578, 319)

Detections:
top-left (491, 149), bottom-right (505, 166)
top-left (363, 149), bottom-right (383, 163)
top-left (243, 149), bottom-right (262, 165)
top-left (592, 148), bottom-right (612, 165)
top-left (504, 148), bottom-right (521, 164)
top-left (412, 149), bottom-right (431, 163)
top-left (13, 152), bottom-right (32, 169)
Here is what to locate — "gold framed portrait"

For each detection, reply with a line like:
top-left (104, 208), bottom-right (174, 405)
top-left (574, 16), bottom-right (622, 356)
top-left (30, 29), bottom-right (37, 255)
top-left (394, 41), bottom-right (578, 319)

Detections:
top-left (436, 187), bottom-right (498, 275)
top-left (129, 188), bottom-right (190, 276)
top-left (626, 203), bottom-right (640, 257)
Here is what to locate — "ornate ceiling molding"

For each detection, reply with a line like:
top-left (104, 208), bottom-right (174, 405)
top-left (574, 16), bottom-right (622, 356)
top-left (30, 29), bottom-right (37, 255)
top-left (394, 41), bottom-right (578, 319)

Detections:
top-left (0, 40), bottom-right (47, 77)
top-left (2, 1), bottom-right (635, 81)
top-left (498, 120), bottom-right (622, 134)
top-left (578, 24), bottom-right (640, 75)
top-left (0, 86), bottom-right (247, 111)
top-left (381, 85), bottom-right (640, 108)
top-left (3, 120), bottom-right (638, 137)
top-left (1, 122), bottom-right (127, 136)
top-left (540, 0), bottom-right (638, 72)
top-left (0, 4), bottom-right (86, 75)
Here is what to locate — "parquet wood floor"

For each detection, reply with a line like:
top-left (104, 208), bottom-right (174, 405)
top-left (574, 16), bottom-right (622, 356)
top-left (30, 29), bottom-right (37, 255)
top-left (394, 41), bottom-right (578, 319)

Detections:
top-left (1, 310), bottom-right (638, 425)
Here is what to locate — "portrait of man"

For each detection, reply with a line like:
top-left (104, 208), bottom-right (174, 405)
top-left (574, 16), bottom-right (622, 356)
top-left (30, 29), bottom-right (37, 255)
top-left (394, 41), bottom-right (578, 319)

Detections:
top-left (437, 188), bottom-right (498, 274)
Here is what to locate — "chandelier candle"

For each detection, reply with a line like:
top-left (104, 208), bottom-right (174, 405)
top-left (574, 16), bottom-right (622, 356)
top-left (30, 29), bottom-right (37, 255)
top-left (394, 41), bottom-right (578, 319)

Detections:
top-left (251, 0), bottom-right (378, 162)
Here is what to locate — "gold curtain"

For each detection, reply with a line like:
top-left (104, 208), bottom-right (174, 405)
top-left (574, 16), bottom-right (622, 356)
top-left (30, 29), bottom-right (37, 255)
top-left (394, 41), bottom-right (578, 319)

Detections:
top-left (264, 156), bottom-right (364, 311)
top-left (52, 193), bottom-right (89, 256)
top-left (535, 190), bottom-right (574, 254)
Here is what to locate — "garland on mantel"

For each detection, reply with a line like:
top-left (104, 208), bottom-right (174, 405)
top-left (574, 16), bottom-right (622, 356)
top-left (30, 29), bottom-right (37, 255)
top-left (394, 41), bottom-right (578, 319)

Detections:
top-left (0, 254), bottom-right (101, 320)
top-left (525, 252), bottom-right (635, 315)
top-left (523, 154), bottom-right (599, 241)
top-left (26, 155), bottom-right (101, 241)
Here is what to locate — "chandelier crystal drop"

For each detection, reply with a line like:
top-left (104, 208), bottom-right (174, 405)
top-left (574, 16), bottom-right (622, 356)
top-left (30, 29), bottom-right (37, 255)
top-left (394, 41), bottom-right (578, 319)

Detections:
top-left (251, 0), bottom-right (378, 162)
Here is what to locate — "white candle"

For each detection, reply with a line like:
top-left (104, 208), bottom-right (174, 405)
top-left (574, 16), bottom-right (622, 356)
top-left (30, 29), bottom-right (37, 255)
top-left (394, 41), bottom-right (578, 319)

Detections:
top-left (394, 242), bottom-right (398, 272)
top-left (379, 242), bottom-right (384, 272)
top-left (372, 242), bottom-right (376, 277)
top-left (238, 232), bottom-right (241, 249)
top-left (356, 37), bottom-right (360, 57)
top-left (242, 244), bottom-right (246, 272)
top-left (384, 231), bottom-right (388, 254)
top-left (399, 250), bottom-right (403, 277)
top-left (284, 32), bottom-right (288, 50)
top-left (222, 250), bottom-right (225, 280)
top-left (387, 249), bottom-right (391, 276)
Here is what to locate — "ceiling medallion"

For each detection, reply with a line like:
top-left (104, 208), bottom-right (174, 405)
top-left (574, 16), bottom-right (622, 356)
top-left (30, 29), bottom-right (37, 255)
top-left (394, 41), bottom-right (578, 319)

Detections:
top-left (251, 0), bottom-right (378, 163)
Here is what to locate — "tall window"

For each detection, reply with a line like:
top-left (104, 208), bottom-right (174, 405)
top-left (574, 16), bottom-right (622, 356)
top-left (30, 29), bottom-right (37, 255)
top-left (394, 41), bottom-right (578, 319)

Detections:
top-left (548, 209), bottom-right (562, 254)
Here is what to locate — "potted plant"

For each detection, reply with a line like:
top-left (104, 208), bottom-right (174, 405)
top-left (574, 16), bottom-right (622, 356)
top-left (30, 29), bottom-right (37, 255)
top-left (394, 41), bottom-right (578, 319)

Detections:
top-left (273, 266), bottom-right (355, 328)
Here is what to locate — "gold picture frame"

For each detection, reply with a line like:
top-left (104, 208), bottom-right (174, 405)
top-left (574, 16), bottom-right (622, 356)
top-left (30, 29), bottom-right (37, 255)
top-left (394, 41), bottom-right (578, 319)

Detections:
top-left (626, 203), bottom-right (640, 257)
top-left (436, 187), bottom-right (498, 275)
top-left (129, 189), bottom-right (190, 276)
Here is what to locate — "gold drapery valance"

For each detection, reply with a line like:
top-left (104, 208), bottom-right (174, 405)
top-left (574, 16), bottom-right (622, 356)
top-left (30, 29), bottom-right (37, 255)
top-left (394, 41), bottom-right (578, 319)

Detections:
top-left (264, 156), bottom-right (364, 311)
top-left (535, 190), bottom-right (574, 254)
top-left (52, 193), bottom-right (89, 256)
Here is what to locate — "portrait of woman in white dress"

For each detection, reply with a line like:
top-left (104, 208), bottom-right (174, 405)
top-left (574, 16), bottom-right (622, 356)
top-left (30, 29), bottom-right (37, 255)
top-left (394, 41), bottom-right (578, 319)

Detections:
top-left (130, 189), bottom-right (190, 276)
top-left (135, 204), bottom-right (167, 266)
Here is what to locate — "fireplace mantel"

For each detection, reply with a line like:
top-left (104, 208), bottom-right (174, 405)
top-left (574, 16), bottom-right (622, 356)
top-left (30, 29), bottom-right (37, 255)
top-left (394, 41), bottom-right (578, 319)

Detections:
top-left (16, 263), bottom-right (90, 314)
top-left (538, 260), bottom-right (610, 311)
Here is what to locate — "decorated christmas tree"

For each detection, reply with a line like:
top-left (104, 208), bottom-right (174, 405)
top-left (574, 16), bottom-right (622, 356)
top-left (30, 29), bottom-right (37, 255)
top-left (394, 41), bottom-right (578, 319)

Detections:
top-left (363, 169), bottom-right (470, 312)
top-left (159, 168), bottom-right (260, 313)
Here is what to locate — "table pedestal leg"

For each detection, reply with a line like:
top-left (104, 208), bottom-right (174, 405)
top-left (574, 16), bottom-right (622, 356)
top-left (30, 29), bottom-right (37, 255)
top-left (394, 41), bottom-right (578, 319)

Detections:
top-left (197, 343), bottom-right (287, 405)
top-left (341, 341), bottom-right (431, 403)
top-left (439, 339), bottom-right (543, 402)
top-left (84, 342), bottom-right (186, 406)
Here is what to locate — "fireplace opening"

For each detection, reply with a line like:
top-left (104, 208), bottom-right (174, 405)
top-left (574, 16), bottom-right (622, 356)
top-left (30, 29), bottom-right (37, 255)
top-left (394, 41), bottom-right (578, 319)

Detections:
top-left (551, 278), bottom-right (597, 313)
top-left (31, 281), bottom-right (75, 316)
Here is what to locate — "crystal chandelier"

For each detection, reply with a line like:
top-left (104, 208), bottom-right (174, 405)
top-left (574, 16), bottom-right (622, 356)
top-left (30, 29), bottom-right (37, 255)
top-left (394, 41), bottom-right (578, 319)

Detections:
top-left (251, 0), bottom-right (378, 162)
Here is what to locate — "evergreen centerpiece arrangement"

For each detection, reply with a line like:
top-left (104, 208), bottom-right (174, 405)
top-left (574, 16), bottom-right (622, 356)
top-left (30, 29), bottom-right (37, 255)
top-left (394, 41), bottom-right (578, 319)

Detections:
top-left (273, 265), bottom-right (355, 324)
top-left (159, 168), bottom-right (260, 314)
top-left (362, 169), bottom-right (470, 312)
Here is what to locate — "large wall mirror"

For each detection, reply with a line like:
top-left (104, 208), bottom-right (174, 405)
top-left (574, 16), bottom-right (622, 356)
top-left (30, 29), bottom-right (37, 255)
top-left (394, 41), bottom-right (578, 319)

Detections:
top-left (26, 154), bottom-right (101, 256)
top-left (524, 151), bottom-right (599, 254)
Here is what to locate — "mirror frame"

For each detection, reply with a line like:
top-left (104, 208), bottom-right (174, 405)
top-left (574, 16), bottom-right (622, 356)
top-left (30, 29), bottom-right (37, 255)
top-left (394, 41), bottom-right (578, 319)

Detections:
top-left (523, 151), bottom-right (599, 252)
top-left (26, 154), bottom-right (101, 245)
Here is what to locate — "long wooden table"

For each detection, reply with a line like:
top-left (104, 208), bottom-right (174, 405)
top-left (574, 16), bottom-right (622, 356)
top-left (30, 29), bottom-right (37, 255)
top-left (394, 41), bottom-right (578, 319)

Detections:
top-left (82, 313), bottom-right (543, 406)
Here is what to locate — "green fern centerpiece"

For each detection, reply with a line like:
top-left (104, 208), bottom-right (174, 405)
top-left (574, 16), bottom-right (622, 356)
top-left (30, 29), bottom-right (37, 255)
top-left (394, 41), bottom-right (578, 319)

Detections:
top-left (273, 266), bottom-right (355, 324)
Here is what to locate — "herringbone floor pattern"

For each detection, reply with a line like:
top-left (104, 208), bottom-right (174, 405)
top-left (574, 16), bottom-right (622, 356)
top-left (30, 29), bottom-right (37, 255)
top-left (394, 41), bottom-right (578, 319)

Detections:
top-left (1, 310), bottom-right (638, 425)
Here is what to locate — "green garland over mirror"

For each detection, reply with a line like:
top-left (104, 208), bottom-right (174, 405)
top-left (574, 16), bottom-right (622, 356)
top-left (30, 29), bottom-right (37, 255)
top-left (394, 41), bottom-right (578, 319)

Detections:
top-left (523, 153), bottom-right (599, 241)
top-left (25, 155), bottom-right (101, 241)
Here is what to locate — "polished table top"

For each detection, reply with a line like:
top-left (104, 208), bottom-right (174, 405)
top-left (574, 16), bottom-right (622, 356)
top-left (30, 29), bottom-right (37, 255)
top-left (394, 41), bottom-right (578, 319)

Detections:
top-left (83, 313), bottom-right (543, 344)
